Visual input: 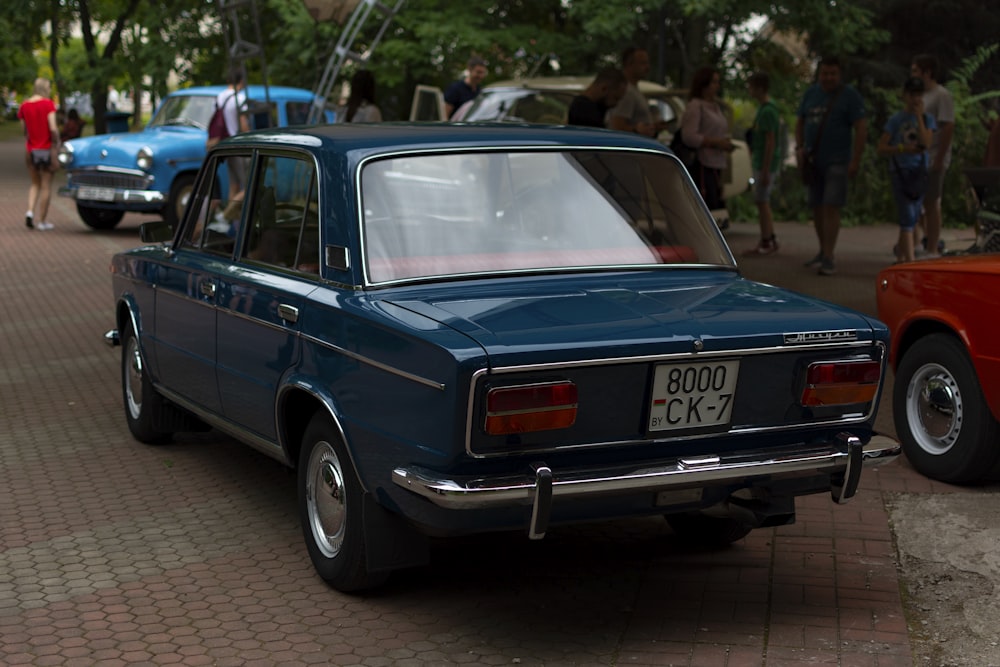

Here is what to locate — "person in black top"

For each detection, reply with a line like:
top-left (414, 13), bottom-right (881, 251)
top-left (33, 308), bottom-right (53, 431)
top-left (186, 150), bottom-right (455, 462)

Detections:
top-left (567, 68), bottom-right (627, 128)
top-left (444, 56), bottom-right (488, 119)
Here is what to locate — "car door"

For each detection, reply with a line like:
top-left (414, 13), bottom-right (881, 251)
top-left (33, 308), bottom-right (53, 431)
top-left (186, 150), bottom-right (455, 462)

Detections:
top-left (215, 152), bottom-right (321, 440)
top-left (152, 151), bottom-right (250, 414)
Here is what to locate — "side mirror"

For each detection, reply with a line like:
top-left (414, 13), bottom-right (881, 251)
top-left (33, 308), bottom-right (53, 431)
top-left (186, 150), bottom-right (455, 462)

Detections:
top-left (139, 220), bottom-right (174, 244)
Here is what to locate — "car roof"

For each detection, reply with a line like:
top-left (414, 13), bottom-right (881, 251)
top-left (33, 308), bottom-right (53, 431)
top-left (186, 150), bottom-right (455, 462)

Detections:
top-left (486, 77), bottom-right (678, 97)
top-left (230, 122), bottom-right (668, 154)
top-left (168, 85), bottom-right (316, 101)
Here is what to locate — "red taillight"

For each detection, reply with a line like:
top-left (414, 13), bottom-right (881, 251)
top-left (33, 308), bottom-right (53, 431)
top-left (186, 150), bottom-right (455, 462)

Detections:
top-left (484, 382), bottom-right (578, 435)
top-left (801, 360), bottom-right (881, 406)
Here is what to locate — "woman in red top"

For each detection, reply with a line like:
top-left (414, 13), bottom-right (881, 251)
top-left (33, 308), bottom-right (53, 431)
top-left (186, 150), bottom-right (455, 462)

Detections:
top-left (17, 78), bottom-right (60, 230)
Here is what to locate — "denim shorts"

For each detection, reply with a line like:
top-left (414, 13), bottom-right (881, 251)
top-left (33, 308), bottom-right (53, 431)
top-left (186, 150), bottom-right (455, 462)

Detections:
top-left (807, 162), bottom-right (848, 208)
top-left (752, 169), bottom-right (778, 203)
top-left (890, 171), bottom-right (923, 230)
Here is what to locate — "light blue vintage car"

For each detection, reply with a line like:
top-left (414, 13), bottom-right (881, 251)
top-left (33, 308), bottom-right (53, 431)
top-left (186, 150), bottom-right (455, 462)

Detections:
top-left (58, 85), bottom-right (321, 229)
top-left (106, 123), bottom-right (899, 591)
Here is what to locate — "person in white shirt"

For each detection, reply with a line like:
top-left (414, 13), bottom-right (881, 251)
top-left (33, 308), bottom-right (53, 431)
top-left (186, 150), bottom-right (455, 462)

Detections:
top-left (216, 69), bottom-right (250, 202)
top-left (910, 54), bottom-right (955, 257)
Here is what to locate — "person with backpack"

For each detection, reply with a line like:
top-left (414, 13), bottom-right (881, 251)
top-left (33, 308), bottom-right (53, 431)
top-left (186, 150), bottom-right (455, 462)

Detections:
top-left (744, 71), bottom-right (783, 255)
top-left (209, 68), bottom-right (250, 223)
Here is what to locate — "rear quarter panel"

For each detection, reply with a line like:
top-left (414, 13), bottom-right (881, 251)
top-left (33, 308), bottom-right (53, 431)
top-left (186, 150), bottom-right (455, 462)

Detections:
top-left (877, 259), bottom-right (1000, 421)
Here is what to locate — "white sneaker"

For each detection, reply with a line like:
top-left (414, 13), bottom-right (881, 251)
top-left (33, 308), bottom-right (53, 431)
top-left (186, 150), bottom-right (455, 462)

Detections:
top-left (36, 221), bottom-right (54, 231)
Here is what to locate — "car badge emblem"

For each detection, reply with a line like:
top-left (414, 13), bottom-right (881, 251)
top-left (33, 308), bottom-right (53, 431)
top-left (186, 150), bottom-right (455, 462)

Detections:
top-left (100, 149), bottom-right (108, 159)
top-left (784, 330), bottom-right (857, 345)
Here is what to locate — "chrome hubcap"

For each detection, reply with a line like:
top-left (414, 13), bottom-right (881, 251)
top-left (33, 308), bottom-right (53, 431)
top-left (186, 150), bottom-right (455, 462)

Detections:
top-left (906, 362), bottom-right (962, 455)
top-left (125, 336), bottom-right (143, 419)
top-left (306, 441), bottom-right (346, 558)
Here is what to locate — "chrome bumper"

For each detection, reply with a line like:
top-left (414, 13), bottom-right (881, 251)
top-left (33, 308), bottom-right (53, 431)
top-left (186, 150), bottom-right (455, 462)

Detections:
top-left (59, 185), bottom-right (165, 205)
top-left (392, 433), bottom-right (900, 539)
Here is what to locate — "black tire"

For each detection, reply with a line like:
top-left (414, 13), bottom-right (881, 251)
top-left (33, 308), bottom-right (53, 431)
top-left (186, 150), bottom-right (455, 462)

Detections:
top-left (666, 513), bottom-right (753, 548)
top-left (298, 413), bottom-right (386, 592)
top-left (121, 322), bottom-right (172, 444)
top-left (77, 204), bottom-right (124, 230)
top-left (163, 173), bottom-right (197, 228)
top-left (893, 333), bottom-right (1000, 484)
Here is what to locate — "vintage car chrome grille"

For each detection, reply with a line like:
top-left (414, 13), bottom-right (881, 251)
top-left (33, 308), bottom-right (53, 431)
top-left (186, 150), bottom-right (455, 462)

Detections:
top-left (69, 171), bottom-right (152, 190)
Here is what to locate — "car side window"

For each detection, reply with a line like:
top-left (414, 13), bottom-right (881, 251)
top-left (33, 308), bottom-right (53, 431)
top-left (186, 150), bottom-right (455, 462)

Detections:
top-left (242, 154), bottom-right (320, 275)
top-left (180, 152), bottom-right (251, 256)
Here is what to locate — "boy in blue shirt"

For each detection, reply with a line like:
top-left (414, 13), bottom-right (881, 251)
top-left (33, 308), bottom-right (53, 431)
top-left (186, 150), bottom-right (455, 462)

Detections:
top-left (877, 76), bottom-right (935, 263)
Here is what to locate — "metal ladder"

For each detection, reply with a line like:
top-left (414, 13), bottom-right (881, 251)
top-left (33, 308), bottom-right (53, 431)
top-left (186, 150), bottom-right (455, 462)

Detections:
top-left (306, 0), bottom-right (406, 125)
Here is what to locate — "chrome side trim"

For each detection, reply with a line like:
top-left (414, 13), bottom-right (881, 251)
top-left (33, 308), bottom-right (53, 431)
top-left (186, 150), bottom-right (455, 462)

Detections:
top-left (155, 384), bottom-right (292, 466)
top-left (299, 332), bottom-right (445, 391)
top-left (392, 433), bottom-right (900, 513)
top-left (484, 339), bottom-right (882, 374)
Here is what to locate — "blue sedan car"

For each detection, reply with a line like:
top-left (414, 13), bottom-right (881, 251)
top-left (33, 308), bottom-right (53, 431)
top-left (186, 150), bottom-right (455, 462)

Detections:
top-left (58, 85), bottom-right (320, 229)
top-left (107, 123), bottom-right (899, 591)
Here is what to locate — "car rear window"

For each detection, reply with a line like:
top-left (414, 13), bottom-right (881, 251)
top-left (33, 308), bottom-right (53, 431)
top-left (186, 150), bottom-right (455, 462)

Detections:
top-left (360, 149), bottom-right (733, 283)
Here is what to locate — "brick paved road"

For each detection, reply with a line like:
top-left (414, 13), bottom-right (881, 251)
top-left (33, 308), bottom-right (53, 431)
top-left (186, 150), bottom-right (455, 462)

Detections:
top-left (0, 133), bottom-right (977, 666)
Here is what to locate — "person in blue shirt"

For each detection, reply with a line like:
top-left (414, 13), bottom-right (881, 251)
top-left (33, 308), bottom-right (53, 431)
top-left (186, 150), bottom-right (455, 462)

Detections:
top-left (795, 56), bottom-right (868, 276)
top-left (878, 76), bottom-right (935, 263)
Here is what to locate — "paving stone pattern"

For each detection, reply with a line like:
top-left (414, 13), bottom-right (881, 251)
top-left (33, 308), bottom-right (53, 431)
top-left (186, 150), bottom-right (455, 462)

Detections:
top-left (0, 134), bottom-right (971, 666)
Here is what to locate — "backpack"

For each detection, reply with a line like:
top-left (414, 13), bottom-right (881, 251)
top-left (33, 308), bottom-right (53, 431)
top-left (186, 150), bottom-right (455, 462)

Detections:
top-left (206, 92), bottom-right (235, 148)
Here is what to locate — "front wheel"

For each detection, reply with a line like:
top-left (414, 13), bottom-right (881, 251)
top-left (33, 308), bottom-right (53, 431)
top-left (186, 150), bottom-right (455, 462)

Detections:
top-left (298, 413), bottom-right (386, 592)
top-left (121, 322), bottom-right (172, 444)
top-left (77, 204), bottom-right (124, 230)
top-left (893, 333), bottom-right (1000, 484)
top-left (163, 174), bottom-right (196, 228)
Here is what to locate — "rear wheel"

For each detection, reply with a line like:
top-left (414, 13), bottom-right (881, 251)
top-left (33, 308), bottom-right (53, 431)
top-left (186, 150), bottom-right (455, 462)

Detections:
top-left (77, 204), bottom-right (124, 230)
top-left (893, 333), bottom-right (1000, 483)
top-left (666, 513), bottom-right (753, 548)
top-left (298, 413), bottom-right (386, 591)
top-left (121, 321), bottom-right (172, 444)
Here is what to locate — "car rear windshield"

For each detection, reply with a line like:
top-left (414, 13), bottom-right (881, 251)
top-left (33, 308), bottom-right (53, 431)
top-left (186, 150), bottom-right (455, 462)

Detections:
top-left (360, 149), bottom-right (733, 283)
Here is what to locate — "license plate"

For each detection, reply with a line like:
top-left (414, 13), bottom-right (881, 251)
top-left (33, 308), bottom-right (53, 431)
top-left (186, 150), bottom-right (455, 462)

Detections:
top-left (77, 186), bottom-right (116, 202)
top-left (648, 360), bottom-right (739, 432)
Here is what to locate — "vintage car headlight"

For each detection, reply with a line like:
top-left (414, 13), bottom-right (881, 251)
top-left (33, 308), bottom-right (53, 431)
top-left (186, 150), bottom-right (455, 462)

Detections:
top-left (136, 146), bottom-right (154, 170)
top-left (57, 142), bottom-right (74, 166)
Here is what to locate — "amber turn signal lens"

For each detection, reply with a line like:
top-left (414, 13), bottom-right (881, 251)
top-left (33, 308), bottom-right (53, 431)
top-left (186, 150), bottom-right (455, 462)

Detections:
top-left (485, 382), bottom-right (578, 435)
top-left (801, 360), bottom-right (880, 406)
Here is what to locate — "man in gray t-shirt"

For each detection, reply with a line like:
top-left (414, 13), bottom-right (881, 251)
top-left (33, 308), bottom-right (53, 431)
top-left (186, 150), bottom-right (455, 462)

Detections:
top-left (911, 54), bottom-right (955, 256)
top-left (609, 47), bottom-right (665, 137)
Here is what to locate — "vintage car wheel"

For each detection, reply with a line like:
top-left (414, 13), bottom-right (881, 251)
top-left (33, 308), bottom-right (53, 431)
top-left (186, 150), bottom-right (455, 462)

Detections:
top-left (666, 513), bottom-right (753, 547)
top-left (121, 323), bottom-right (172, 444)
top-left (298, 414), bottom-right (386, 591)
top-left (894, 333), bottom-right (1000, 484)
top-left (164, 174), bottom-right (196, 227)
top-left (77, 204), bottom-right (124, 230)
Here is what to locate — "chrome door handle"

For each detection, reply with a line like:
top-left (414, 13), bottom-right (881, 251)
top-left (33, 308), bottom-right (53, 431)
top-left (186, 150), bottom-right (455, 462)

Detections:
top-left (200, 281), bottom-right (216, 298)
top-left (278, 304), bottom-right (299, 324)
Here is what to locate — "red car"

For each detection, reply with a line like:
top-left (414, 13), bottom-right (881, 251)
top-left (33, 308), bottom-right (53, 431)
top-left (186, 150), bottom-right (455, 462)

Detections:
top-left (877, 255), bottom-right (1000, 483)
